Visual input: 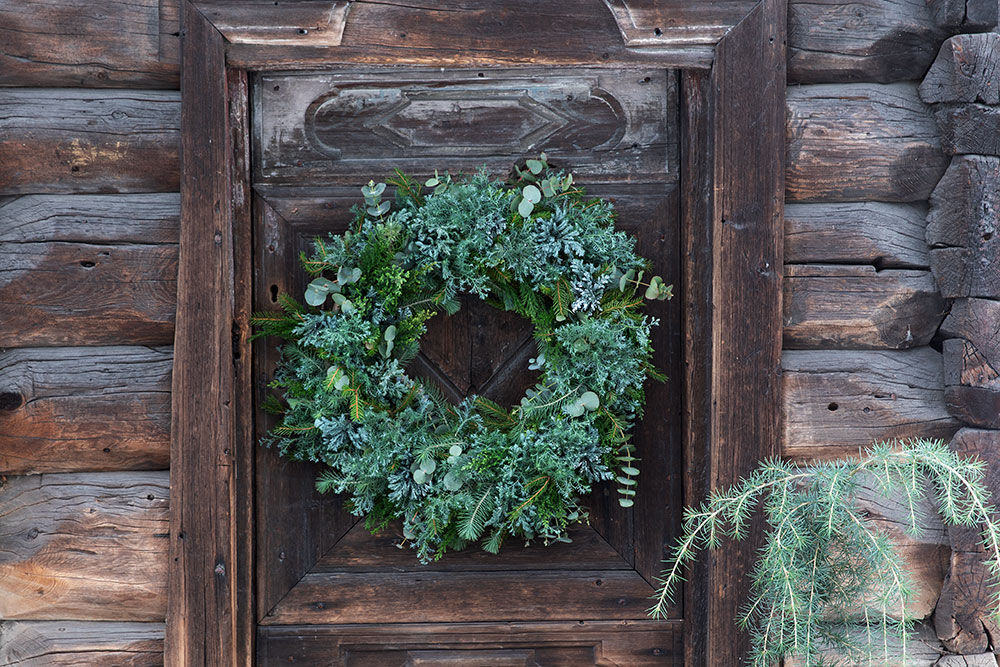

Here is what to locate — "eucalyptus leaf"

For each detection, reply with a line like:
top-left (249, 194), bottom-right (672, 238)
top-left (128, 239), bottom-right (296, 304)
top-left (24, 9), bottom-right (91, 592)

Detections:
top-left (563, 402), bottom-right (586, 418)
top-left (525, 159), bottom-right (544, 175)
top-left (443, 471), bottom-right (463, 491)
top-left (338, 266), bottom-right (361, 285)
top-left (540, 180), bottom-right (555, 198)
top-left (579, 391), bottom-right (600, 411)
top-left (618, 498), bottom-right (635, 508)
top-left (620, 466), bottom-right (640, 476)
top-left (412, 468), bottom-right (428, 484)
top-left (420, 458), bottom-right (437, 474)
top-left (517, 198), bottom-right (534, 218)
top-left (522, 184), bottom-right (542, 204)
top-left (334, 374), bottom-right (350, 391)
top-left (384, 325), bottom-right (397, 341)
top-left (645, 284), bottom-right (660, 300)
top-left (449, 444), bottom-right (462, 457)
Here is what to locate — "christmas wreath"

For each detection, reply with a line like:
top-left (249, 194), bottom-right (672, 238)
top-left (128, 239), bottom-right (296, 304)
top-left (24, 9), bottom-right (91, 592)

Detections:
top-left (253, 155), bottom-right (671, 561)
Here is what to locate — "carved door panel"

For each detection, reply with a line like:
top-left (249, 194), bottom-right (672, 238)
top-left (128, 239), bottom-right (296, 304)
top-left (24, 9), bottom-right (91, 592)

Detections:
top-left (251, 67), bottom-right (682, 664)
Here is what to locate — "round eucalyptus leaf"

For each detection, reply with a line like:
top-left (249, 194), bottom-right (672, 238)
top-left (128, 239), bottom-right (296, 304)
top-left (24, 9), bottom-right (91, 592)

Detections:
top-left (620, 466), bottom-right (640, 476)
top-left (419, 458), bottom-right (437, 474)
top-left (579, 391), bottom-right (600, 411)
top-left (384, 325), bottom-right (397, 341)
top-left (334, 374), bottom-right (350, 391)
top-left (525, 159), bottom-right (544, 175)
top-left (517, 198), bottom-right (534, 218)
top-left (443, 471), bottom-right (463, 491)
top-left (449, 444), bottom-right (462, 457)
top-left (618, 498), bottom-right (634, 508)
top-left (522, 184), bottom-right (542, 204)
top-left (563, 402), bottom-right (586, 418)
top-left (412, 468), bottom-right (427, 484)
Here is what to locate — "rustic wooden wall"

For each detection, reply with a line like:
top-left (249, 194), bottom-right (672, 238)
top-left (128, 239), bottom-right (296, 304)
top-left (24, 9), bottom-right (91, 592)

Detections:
top-left (0, 0), bottom-right (993, 663)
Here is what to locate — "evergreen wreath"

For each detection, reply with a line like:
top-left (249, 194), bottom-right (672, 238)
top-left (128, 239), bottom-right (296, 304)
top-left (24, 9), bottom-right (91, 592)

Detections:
top-left (253, 155), bottom-right (671, 561)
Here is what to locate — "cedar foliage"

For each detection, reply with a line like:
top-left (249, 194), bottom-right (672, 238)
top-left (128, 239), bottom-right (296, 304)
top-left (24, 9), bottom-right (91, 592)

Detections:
top-left (649, 438), bottom-right (1000, 666)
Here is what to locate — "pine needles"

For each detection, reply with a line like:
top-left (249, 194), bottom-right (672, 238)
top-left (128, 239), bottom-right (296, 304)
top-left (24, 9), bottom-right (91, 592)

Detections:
top-left (649, 438), bottom-right (1000, 666)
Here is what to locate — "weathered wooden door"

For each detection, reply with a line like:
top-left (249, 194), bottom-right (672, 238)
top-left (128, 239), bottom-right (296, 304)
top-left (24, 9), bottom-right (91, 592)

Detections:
top-left (171, 1), bottom-right (785, 664)
top-left (251, 67), bottom-right (683, 662)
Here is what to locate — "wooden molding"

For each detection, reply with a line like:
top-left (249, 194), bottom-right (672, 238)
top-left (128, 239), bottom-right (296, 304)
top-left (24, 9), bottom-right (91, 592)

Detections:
top-left (171, 0), bottom-right (786, 663)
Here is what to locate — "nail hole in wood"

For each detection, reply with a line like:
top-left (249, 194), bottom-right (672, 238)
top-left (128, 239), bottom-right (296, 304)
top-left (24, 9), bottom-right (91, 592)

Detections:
top-left (0, 392), bottom-right (22, 410)
top-left (270, 284), bottom-right (279, 302)
top-left (80, 260), bottom-right (95, 268)
top-left (827, 402), bottom-right (838, 411)
top-left (653, 27), bottom-right (662, 36)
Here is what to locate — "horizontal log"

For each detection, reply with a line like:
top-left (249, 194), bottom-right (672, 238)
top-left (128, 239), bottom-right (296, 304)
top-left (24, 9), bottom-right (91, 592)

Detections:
top-left (0, 0), bottom-right (179, 88)
top-left (0, 347), bottom-right (171, 475)
top-left (920, 33), bottom-right (1000, 104)
top-left (785, 621), bottom-right (943, 666)
top-left (782, 348), bottom-right (960, 461)
top-left (787, 0), bottom-right (944, 84)
top-left (0, 90), bottom-right (180, 195)
top-left (786, 84), bottom-right (948, 203)
top-left (0, 194), bottom-right (179, 244)
top-left (0, 242), bottom-right (177, 347)
top-left (783, 265), bottom-right (945, 349)
top-left (263, 570), bottom-right (657, 625)
top-left (851, 473), bottom-right (949, 621)
top-left (935, 104), bottom-right (1000, 156)
top-left (0, 621), bottom-right (164, 666)
top-left (784, 202), bottom-right (930, 268)
top-left (0, 471), bottom-right (168, 621)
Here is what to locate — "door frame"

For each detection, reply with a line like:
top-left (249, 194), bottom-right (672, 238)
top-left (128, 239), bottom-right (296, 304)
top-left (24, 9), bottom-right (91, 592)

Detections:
top-left (168, 1), bottom-right (786, 664)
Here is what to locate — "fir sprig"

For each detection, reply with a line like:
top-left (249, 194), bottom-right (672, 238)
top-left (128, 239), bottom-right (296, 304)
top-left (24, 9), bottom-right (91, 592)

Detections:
top-left (649, 438), bottom-right (1000, 666)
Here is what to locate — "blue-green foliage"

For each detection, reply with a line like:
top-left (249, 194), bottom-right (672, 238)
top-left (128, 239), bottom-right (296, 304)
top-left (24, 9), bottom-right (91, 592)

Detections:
top-left (252, 158), bottom-right (671, 561)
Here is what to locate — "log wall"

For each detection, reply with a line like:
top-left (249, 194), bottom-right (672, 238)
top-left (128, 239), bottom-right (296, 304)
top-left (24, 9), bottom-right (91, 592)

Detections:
top-left (0, 0), bottom-right (993, 662)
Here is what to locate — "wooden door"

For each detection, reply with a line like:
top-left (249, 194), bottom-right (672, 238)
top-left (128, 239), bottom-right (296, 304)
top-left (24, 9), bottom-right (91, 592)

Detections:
top-left (251, 66), bottom-right (683, 664)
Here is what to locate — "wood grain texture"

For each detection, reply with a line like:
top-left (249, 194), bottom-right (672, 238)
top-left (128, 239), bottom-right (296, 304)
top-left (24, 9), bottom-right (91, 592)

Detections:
top-left (0, 239), bottom-right (176, 346)
top-left (0, 346), bottom-right (171, 475)
top-left (0, 90), bottom-right (180, 196)
top-left (192, 0), bottom-right (351, 46)
top-left (0, 471), bottom-right (168, 621)
top-left (927, 156), bottom-right (1000, 300)
top-left (0, 0), bottom-right (179, 88)
top-left (925, 0), bottom-right (999, 30)
top-left (935, 428), bottom-right (1000, 654)
top-left (0, 621), bottom-right (164, 666)
top-left (223, 0), bottom-right (738, 70)
top-left (166, 5), bottom-right (240, 665)
top-left (254, 68), bottom-right (678, 186)
top-left (0, 194), bottom-right (180, 245)
top-left (935, 104), bottom-right (1000, 156)
top-left (941, 298), bottom-right (1000, 367)
top-left (920, 34), bottom-right (1000, 105)
top-left (784, 202), bottom-right (930, 268)
top-left (782, 348), bottom-right (960, 461)
top-left (262, 570), bottom-right (656, 625)
top-left (787, 0), bottom-right (945, 84)
top-left (695, 1), bottom-right (786, 662)
top-left (783, 265), bottom-right (945, 349)
top-left (785, 83), bottom-right (948, 203)
top-left (258, 620), bottom-right (682, 666)
top-left (785, 621), bottom-right (944, 666)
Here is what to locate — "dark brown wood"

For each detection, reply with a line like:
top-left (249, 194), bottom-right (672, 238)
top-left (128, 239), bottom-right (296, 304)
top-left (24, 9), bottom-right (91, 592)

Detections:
top-left (935, 104), bottom-right (1000, 156)
top-left (782, 349), bottom-right (961, 461)
top-left (0, 194), bottom-right (180, 245)
top-left (257, 620), bottom-right (682, 666)
top-left (927, 157), bottom-right (1000, 300)
top-left (0, 472), bottom-right (168, 621)
top-left (935, 428), bottom-right (1000, 654)
top-left (0, 239), bottom-right (176, 347)
top-left (193, 0), bottom-right (351, 46)
top-left (223, 0), bottom-right (756, 71)
top-left (787, 0), bottom-right (944, 84)
top-left (229, 66), bottom-right (257, 667)
top-left (784, 202), bottom-right (930, 268)
top-left (263, 570), bottom-right (657, 625)
top-left (783, 265), bottom-right (945, 350)
top-left (0, 90), bottom-right (180, 196)
top-left (166, 4), bottom-right (239, 665)
top-left (920, 34), bottom-right (1000, 105)
top-left (683, 1), bottom-right (786, 663)
top-left (0, 346), bottom-right (172, 475)
top-left (924, 0), bottom-right (999, 32)
top-left (252, 193), bottom-right (355, 622)
top-left (0, 0), bottom-right (179, 88)
top-left (945, 386), bottom-right (1000, 430)
top-left (0, 621), bottom-right (165, 667)
top-left (315, 523), bottom-right (630, 573)
top-left (253, 68), bottom-right (678, 186)
top-left (785, 83), bottom-right (949, 203)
